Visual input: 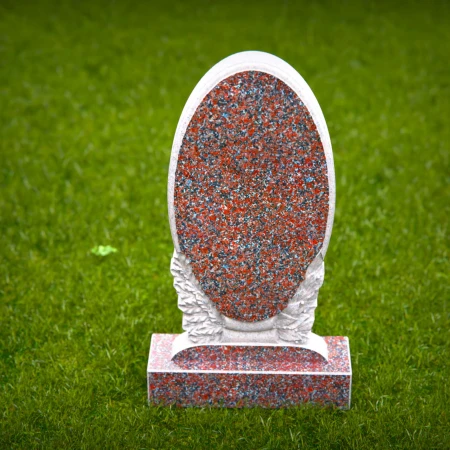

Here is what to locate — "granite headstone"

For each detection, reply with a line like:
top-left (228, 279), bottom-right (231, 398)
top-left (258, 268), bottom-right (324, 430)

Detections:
top-left (148, 51), bottom-right (351, 408)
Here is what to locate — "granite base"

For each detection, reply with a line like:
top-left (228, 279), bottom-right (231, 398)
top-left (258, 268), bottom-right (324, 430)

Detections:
top-left (147, 334), bottom-right (351, 409)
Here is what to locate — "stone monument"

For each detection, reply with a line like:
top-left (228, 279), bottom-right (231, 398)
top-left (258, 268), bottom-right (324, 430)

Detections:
top-left (147, 51), bottom-right (351, 408)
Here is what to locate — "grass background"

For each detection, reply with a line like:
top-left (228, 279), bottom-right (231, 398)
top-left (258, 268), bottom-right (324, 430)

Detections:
top-left (0, 0), bottom-right (449, 448)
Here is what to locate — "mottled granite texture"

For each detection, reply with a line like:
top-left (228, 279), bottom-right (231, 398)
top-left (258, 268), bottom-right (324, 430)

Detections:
top-left (174, 71), bottom-right (329, 322)
top-left (148, 334), bottom-right (351, 409)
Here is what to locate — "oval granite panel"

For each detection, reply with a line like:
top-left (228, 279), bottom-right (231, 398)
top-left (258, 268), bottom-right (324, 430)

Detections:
top-left (174, 71), bottom-right (329, 322)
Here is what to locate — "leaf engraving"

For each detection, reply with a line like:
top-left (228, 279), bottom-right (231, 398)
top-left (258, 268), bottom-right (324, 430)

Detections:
top-left (170, 250), bottom-right (224, 343)
top-left (275, 254), bottom-right (325, 344)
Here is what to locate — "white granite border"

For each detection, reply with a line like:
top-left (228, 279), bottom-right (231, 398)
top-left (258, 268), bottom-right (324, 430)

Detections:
top-left (168, 51), bottom-right (335, 257)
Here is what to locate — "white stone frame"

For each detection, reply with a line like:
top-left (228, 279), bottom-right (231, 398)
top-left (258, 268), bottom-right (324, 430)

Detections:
top-left (167, 52), bottom-right (335, 360)
top-left (168, 51), bottom-right (335, 255)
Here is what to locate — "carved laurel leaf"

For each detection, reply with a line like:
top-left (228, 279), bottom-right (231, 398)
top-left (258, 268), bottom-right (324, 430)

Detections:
top-left (170, 249), bottom-right (224, 343)
top-left (275, 254), bottom-right (325, 344)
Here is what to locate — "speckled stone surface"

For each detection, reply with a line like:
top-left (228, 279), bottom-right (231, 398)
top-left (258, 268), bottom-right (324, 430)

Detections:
top-left (174, 71), bottom-right (329, 322)
top-left (148, 334), bottom-right (351, 409)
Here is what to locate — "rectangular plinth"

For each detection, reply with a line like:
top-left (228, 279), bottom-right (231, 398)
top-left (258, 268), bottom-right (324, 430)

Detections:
top-left (148, 334), bottom-right (351, 409)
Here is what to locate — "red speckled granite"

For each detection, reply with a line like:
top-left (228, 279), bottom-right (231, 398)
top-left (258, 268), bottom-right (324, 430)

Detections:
top-left (174, 71), bottom-right (329, 322)
top-left (148, 334), bottom-right (351, 409)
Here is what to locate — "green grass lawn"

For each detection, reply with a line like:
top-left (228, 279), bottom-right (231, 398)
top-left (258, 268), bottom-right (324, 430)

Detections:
top-left (1, 0), bottom-right (449, 448)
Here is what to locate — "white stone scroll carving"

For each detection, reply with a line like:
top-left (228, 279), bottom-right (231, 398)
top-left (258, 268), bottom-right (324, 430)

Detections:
top-left (274, 254), bottom-right (325, 344)
top-left (171, 249), bottom-right (326, 356)
top-left (171, 250), bottom-right (224, 343)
